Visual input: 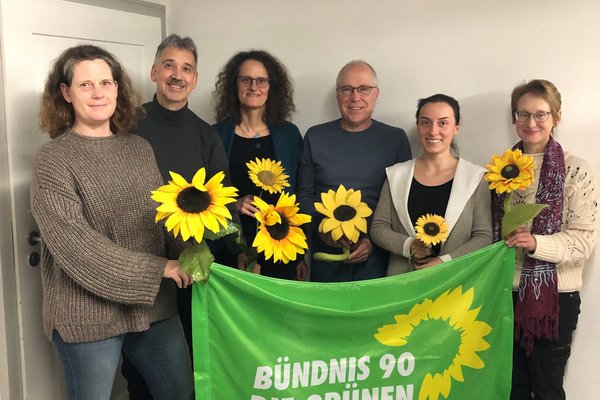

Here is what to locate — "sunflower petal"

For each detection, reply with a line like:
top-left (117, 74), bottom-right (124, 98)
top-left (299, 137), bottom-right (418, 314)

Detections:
top-left (169, 171), bottom-right (189, 188)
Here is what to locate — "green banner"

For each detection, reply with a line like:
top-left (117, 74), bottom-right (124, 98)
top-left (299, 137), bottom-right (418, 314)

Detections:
top-left (192, 242), bottom-right (514, 400)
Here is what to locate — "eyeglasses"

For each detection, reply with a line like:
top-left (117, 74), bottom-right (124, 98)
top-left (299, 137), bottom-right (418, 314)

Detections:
top-left (237, 76), bottom-right (270, 88)
top-left (514, 111), bottom-right (552, 123)
top-left (336, 86), bottom-right (377, 97)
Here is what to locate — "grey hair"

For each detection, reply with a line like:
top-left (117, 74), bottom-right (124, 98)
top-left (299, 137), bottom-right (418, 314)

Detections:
top-left (154, 34), bottom-right (198, 67)
top-left (335, 60), bottom-right (378, 88)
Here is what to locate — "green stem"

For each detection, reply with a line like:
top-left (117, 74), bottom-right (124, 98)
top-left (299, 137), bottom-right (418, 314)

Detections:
top-left (313, 247), bottom-right (350, 262)
top-left (503, 192), bottom-right (513, 213)
top-left (246, 189), bottom-right (263, 273)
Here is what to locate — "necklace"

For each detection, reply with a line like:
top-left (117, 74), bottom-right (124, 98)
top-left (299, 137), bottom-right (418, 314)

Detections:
top-left (236, 124), bottom-right (269, 139)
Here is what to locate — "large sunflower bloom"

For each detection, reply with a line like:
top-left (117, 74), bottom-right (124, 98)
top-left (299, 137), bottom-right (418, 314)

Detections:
top-left (484, 149), bottom-right (535, 194)
top-left (314, 185), bottom-right (372, 244)
top-left (415, 214), bottom-right (449, 246)
top-left (375, 286), bottom-right (491, 400)
top-left (247, 157), bottom-right (290, 194)
top-left (252, 192), bottom-right (311, 264)
top-left (151, 168), bottom-right (238, 242)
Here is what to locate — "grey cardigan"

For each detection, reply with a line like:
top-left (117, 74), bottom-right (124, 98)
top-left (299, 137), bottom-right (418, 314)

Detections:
top-left (371, 158), bottom-right (492, 275)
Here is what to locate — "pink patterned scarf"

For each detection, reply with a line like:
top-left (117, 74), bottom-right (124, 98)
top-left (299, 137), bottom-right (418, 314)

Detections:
top-left (492, 136), bottom-right (565, 355)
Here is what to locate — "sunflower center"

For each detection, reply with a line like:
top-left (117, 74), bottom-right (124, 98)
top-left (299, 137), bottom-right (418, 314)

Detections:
top-left (176, 187), bottom-right (211, 213)
top-left (266, 212), bottom-right (290, 240)
top-left (258, 171), bottom-right (277, 186)
top-left (333, 205), bottom-right (357, 221)
top-left (423, 222), bottom-right (440, 237)
top-left (500, 164), bottom-right (520, 179)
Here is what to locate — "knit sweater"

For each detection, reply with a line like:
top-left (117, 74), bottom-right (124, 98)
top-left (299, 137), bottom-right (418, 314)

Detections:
top-left (512, 151), bottom-right (599, 292)
top-left (297, 119), bottom-right (412, 280)
top-left (31, 130), bottom-right (176, 342)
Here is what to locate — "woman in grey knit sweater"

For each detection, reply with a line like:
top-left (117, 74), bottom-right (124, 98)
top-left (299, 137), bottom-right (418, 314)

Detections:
top-left (31, 45), bottom-right (193, 399)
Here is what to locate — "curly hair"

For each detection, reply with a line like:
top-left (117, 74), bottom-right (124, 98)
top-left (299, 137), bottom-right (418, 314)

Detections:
top-left (213, 50), bottom-right (295, 125)
top-left (39, 44), bottom-right (140, 138)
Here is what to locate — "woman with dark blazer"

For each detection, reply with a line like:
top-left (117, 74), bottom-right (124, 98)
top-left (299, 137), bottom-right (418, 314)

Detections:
top-left (213, 50), bottom-right (304, 280)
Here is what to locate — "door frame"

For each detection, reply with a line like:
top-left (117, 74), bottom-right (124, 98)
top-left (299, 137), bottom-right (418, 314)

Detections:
top-left (0, 1), bottom-right (165, 398)
top-left (0, 12), bottom-right (21, 399)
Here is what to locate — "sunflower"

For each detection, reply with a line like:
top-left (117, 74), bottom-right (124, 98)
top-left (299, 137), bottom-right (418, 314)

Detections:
top-left (151, 168), bottom-right (238, 242)
top-left (314, 185), bottom-right (372, 244)
top-left (247, 157), bottom-right (290, 194)
top-left (415, 214), bottom-right (449, 246)
top-left (252, 192), bottom-right (311, 263)
top-left (484, 149), bottom-right (535, 194)
top-left (375, 286), bottom-right (492, 400)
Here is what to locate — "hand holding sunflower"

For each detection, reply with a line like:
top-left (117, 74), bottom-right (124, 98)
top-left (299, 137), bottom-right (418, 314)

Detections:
top-left (412, 214), bottom-right (449, 267)
top-left (151, 167), bottom-right (239, 282)
top-left (244, 158), bottom-right (310, 266)
top-left (484, 149), bottom-right (546, 237)
top-left (313, 185), bottom-right (372, 261)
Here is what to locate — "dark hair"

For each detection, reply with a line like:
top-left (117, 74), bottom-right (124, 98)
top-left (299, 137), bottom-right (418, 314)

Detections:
top-left (415, 93), bottom-right (461, 124)
top-left (510, 79), bottom-right (561, 123)
top-left (415, 93), bottom-right (461, 156)
top-left (154, 34), bottom-right (198, 67)
top-left (213, 50), bottom-right (295, 125)
top-left (39, 44), bottom-right (140, 138)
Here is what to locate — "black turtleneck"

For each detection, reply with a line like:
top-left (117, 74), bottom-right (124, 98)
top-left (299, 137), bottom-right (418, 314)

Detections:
top-left (136, 95), bottom-right (231, 186)
top-left (135, 94), bottom-right (240, 261)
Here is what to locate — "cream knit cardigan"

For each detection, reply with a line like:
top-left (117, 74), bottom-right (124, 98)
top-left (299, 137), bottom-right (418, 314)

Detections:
top-left (512, 151), bottom-right (599, 292)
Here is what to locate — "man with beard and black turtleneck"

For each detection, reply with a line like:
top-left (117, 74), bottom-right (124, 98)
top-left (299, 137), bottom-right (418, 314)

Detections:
top-left (123, 34), bottom-right (245, 399)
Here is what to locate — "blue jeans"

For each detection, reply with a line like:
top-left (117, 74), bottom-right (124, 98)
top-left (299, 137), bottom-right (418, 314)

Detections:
top-left (52, 316), bottom-right (193, 400)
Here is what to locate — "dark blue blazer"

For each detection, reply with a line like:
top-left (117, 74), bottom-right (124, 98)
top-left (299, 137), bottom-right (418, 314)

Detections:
top-left (214, 118), bottom-right (303, 192)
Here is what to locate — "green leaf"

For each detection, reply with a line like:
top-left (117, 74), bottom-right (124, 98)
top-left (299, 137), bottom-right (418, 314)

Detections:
top-left (502, 204), bottom-right (548, 238)
top-left (203, 221), bottom-right (239, 241)
top-left (179, 241), bottom-right (214, 283)
top-left (313, 248), bottom-right (350, 262)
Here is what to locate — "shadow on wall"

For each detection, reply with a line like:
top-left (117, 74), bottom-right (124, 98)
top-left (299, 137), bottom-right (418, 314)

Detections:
top-left (371, 90), bottom-right (514, 167)
top-left (292, 72), bottom-right (342, 134)
top-left (454, 91), bottom-right (514, 167)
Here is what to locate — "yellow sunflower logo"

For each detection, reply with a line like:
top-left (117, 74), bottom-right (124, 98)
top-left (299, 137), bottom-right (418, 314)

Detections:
top-left (484, 149), bottom-right (535, 194)
top-left (415, 214), bottom-right (448, 246)
top-left (247, 157), bottom-right (290, 194)
top-left (375, 286), bottom-right (492, 400)
top-left (151, 168), bottom-right (238, 242)
top-left (314, 185), bottom-right (372, 244)
top-left (252, 192), bottom-right (311, 263)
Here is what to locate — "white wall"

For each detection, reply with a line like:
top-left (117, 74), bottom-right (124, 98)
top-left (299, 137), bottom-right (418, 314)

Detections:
top-left (167, 0), bottom-right (600, 398)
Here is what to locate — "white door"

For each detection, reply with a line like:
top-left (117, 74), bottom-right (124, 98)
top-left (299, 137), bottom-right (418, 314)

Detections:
top-left (0, 0), bottom-right (163, 398)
